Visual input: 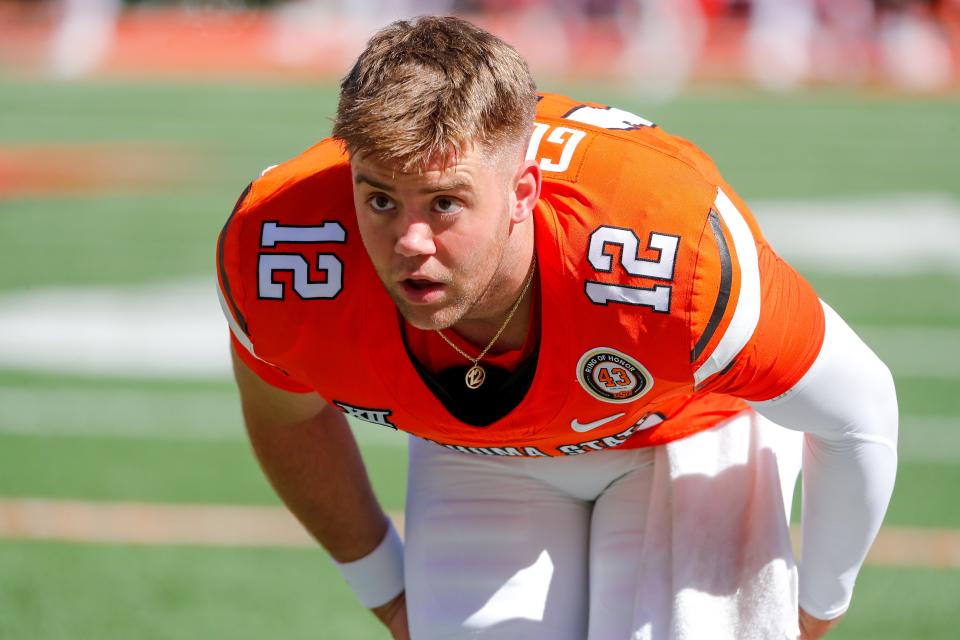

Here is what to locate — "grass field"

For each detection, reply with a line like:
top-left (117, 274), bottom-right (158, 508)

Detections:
top-left (1, 77), bottom-right (959, 638)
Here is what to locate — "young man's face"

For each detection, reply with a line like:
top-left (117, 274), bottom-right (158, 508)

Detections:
top-left (351, 143), bottom-right (537, 331)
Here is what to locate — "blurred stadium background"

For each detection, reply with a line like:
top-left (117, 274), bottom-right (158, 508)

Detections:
top-left (1, 0), bottom-right (958, 638)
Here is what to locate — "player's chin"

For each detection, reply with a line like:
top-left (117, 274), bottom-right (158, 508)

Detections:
top-left (394, 297), bottom-right (462, 332)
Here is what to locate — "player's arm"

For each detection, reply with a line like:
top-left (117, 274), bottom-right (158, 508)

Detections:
top-left (231, 347), bottom-right (409, 639)
top-left (748, 302), bottom-right (897, 633)
top-left (690, 188), bottom-right (897, 636)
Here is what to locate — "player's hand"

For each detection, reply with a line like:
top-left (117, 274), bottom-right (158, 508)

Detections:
top-left (372, 591), bottom-right (409, 640)
top-left (799, 607), bottom-right (843, 640)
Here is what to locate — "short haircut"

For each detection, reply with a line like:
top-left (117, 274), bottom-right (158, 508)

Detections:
top-left (333, 16), bottom-right (538, 172)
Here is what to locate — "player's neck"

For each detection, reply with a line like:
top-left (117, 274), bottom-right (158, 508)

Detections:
top-left (450, 234), bottom-right (537, 354)
top-left (452, 283), bottom-right (536, 355)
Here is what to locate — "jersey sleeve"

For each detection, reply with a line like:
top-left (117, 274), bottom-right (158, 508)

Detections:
top-left (216, 182), bottom-right (314, 394)
top-left (229, 333), bottom-right (313, 392)
top-left (689, 186), bottom-right (825, 401)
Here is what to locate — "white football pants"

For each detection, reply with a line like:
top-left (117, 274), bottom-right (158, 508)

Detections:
top-left (403, 411), bottom-right (803, 640)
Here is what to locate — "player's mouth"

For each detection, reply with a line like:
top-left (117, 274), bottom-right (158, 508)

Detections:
top-left (399, 277), bottom-right (446, 304)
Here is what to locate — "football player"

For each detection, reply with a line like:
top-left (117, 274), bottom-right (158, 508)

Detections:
top-left (217, 16), bottom-right (897, 640)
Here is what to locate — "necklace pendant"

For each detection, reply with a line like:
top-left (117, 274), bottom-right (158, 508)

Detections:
top-left (465, 364), bottom-right (486, 389)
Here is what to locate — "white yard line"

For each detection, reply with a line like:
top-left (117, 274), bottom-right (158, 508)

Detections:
top-left (895, 415), bottom-right (960, 464)
top-left (0, 384), bottom-right (953, 460)
top-left (755, 193), bottom-right (960, 276)
top-left (0, 497), bottom-right (956, 570)
top-left (0, 385), bottom-right (244, 441)
top-left (0, 385), bottom-right (408, 447)
top-left (0, 279), bottom-right (231, 379)
top-left (856, 326), bottom-right (960, 379)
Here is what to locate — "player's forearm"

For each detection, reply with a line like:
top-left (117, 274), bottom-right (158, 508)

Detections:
top-left (797, 426), bottom-right (896, 618)
top-left (752, 301), bottom-right (898, 618)
top-left (243, 402), bottom-right (390, 563)
top-left (232, 349), bottom-right (404, 613)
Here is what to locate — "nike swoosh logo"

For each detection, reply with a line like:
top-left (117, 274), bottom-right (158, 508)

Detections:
top-left (570, 412), bottom-right (626, 433)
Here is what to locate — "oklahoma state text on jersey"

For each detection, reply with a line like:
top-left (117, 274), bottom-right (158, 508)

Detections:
top-left (216, 93), bottom-right (825, 457)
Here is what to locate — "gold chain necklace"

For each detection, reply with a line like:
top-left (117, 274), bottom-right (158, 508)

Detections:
top-left (436, 257), bottom-right (537, 390)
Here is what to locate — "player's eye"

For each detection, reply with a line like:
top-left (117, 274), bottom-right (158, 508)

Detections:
top-left (368, 194), bottom-right (396, 213)
top-left (433, 197), bottom-right (463, 215)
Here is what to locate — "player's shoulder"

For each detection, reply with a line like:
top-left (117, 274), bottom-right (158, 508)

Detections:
top-left (535, 92), bottom-right (722, 183)
top-left (218, 136), bottom-right (360, 293)
top-left (235, 137), bottom-right (353, 223)
top-left (533, 93), bottom-right (722, 231)
top-left (216, 137), bottom-right (365, 369)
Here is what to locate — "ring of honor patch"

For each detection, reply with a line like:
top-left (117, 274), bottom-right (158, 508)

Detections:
top-left (576, 347), bottom-right (653, 404)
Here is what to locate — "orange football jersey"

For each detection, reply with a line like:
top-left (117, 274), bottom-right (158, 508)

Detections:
top-left (217, 93), bottom-right (824, 457)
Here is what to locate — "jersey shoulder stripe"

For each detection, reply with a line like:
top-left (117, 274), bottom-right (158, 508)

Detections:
top-left (693, 187), bottom-right (762, 386)
top-left (690, 208), bottom-right (733, 363)
top-left (217, 182), bottom-right (253, 351)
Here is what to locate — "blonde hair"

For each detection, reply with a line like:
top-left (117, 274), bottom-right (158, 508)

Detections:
top-left (333, 16), bottom-right (538, 171)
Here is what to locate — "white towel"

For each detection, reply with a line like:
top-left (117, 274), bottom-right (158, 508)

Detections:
top-left (630, 413), bottom-right (803, 640)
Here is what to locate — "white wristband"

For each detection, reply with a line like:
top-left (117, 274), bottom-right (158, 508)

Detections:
top-left (333, 520), bottom-right (405, 608)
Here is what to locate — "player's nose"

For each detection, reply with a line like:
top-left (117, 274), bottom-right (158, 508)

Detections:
top-left (394, 219), bottom-right (436, 258)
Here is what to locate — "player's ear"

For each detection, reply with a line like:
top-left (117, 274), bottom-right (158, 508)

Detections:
top-left (510, 158), bottom-right (541, 224)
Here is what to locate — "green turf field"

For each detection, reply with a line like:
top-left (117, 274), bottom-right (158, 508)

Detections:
top-left (1, 78), bottom-right (958, 638)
